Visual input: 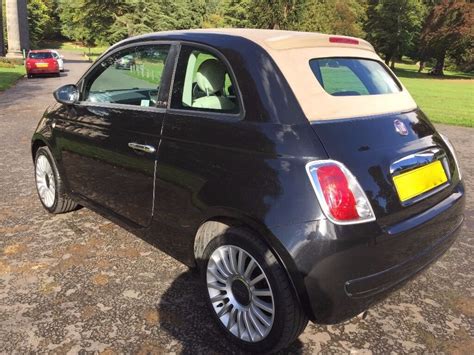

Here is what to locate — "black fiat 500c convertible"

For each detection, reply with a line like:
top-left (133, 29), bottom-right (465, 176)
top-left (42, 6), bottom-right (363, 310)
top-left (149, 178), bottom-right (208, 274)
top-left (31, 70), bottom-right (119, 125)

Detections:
top-left (32, 29), bottom-right (465, 353)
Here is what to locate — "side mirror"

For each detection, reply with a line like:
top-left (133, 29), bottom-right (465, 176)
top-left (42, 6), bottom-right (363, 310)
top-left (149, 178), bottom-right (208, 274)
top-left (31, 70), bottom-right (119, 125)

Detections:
top-left (54, 84), bottom-right (79, 105)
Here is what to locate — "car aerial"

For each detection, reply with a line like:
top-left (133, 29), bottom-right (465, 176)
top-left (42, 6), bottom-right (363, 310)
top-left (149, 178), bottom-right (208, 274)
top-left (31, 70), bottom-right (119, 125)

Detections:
top-left (50, 50), bottom-right (65, 72)
top-left (26, 49), bottom-right (60, 78)
top-left (31, 29), bottom-right (465, 353)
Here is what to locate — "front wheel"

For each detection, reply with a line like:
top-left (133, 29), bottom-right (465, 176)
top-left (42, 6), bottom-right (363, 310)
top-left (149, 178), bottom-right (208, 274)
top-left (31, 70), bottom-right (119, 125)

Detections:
top-left (34, 147), bottom-right (77, 214)
top-left (201, 227), bottom-right (308, 353)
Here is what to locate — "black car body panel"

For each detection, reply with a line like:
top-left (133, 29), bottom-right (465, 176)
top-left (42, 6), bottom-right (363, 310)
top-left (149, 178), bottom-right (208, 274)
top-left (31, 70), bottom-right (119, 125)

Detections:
top-left (269, 182), bottom-right (464, 323)
top-left (310, 109), bottom-right (461, 228)
top-left (31, 31), bottom-right (465, 324)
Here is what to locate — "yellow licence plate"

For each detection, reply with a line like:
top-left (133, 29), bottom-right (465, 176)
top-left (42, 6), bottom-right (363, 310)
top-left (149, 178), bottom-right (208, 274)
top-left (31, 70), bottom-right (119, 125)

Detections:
top-left (36, 63), bottom-right (48, 68)
top-left (393, 160), bottom-right (448, 202)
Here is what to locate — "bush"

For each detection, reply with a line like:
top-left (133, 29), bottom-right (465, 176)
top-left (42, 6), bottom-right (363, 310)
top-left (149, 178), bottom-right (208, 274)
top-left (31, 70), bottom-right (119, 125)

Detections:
top-left (0, 62), bottom-right (16, 68)
top-left (0, 58), bottom-right (24, 66)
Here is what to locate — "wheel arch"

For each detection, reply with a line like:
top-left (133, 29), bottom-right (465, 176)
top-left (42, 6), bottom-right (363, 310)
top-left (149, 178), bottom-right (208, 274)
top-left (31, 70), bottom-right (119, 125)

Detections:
top-left (193, 216), bottom-right (312, 320)
top-left (31, 137), bottom-right (48, 161)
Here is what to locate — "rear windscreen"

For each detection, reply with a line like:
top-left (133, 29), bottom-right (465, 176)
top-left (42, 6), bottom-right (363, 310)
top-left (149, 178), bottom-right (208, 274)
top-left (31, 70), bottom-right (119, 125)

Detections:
top-left (29, 52), bottom-right (53, 59)
top-left (309, 58), bottom-right (401, 96)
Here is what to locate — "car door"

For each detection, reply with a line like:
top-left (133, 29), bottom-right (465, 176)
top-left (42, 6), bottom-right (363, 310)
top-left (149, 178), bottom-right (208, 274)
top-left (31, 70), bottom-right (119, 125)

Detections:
top-left (148, 44), bottom-right (247, 258)
top-left (54, 43), bottom-right (174, 227)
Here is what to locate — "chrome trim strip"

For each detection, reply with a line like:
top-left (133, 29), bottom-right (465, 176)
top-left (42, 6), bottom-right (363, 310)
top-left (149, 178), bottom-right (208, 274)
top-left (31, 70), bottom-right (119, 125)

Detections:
top-left (390, 147), bottom-right (452, 206)
top-left (390, 148), bottom-right (445, 175)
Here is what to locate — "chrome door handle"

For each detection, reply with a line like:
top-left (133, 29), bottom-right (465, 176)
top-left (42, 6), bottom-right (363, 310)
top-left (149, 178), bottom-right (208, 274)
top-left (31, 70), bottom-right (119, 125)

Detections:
top-left (128, 142), bottom-right (156, 154)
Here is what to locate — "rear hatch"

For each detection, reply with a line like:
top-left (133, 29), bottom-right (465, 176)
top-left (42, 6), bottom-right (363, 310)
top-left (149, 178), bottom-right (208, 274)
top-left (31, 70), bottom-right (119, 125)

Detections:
top-left (299, 55), bottom-right (460, 228)
top-left (27, 52), bottom-right (57, 70)
top-left (311, 109), bottom-right (459, 228)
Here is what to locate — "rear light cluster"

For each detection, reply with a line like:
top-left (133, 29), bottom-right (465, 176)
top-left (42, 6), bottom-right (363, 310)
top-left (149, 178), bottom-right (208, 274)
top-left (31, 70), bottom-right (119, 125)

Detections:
top-left (440, 133), bottom-right (462, 180)
top-left (306, 160), bottom-right (375, 224)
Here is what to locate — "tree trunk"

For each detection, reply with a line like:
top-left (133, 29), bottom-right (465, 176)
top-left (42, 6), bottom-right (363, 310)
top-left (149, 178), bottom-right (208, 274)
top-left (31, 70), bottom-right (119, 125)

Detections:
top-left (384, 53), bottom-right (392, 66)
top-left (433, 52), bottom-right (445, 76)
top-left (390, 59), bottom-right (396, 69)
top-left (418, 61), bottom-right (425, 73)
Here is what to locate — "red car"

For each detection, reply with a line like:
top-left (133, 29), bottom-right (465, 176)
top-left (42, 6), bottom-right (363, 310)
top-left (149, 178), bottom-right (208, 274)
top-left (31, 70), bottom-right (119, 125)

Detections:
top-left (26, 50), bottom-right (60, 78)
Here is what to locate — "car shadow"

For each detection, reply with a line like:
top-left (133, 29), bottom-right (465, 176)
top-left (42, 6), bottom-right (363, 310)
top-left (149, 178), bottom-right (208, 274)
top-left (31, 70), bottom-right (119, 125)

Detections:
top-left (28, 74), bottom-right (66, 79)
top-left (157, 269), bottom-right (305, 354)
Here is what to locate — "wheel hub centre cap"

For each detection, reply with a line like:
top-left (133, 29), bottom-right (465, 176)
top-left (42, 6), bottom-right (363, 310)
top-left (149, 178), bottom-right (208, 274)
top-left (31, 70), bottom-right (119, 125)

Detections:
top-left (231, 279), bottom-right (250, 306)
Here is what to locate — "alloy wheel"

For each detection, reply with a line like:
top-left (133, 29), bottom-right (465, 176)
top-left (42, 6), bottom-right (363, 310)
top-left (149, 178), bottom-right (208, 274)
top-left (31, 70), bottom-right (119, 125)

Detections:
top-left (36, 155), bottom-right (56, 208)
top-left (206, 245), bottom-right (275, 342)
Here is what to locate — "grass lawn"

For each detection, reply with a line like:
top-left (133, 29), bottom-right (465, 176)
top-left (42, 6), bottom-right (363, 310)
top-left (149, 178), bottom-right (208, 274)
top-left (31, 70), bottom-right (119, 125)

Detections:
top-left (127, 61), bottom-right (165, 84)
top-left (0, 66), bottom-right (26, 91)
top-left (394, 63), bottom-right (473, 127)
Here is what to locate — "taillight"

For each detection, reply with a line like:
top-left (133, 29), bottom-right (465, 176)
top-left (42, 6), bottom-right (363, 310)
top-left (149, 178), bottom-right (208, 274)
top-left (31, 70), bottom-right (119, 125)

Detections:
top-left (329, 36), bottom-right (359, 45)
top-left (440, 133), bottom-right (462, 180)
top-left (306, 160), bottom-right (375, 224)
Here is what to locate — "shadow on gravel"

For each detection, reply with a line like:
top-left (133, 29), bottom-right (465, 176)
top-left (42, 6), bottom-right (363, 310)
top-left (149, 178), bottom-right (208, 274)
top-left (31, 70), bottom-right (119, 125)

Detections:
top-left (64, 59), bottom-right (92, 64)
top-left (158, 269), bottom-right (305, 354)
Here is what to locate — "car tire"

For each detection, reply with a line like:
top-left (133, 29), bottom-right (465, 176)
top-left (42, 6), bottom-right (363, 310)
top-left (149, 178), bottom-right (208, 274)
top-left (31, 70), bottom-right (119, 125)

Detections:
top-left (200, 227), bottom-right (308, 353)
top-left (34, 147), bottom-right (77, 214)
top-left (27, 74), bottom-right (33, 79)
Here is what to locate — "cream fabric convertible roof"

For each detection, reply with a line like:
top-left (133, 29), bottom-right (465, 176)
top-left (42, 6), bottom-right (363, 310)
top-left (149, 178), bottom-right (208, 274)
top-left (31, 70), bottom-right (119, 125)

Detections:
top-left (158, 29), bottom-right (418, 121)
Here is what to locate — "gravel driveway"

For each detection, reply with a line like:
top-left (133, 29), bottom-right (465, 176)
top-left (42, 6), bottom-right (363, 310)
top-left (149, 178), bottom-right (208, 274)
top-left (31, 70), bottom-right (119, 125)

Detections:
top-left (0, 51), bottom-right (472, 353)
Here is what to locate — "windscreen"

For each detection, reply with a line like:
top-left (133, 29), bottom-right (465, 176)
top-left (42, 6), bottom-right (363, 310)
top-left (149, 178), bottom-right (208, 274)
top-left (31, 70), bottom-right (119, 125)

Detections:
top-left (309, 58), bottom-right (401, 96)
top-left (29, 52), bottom-right (53, 59)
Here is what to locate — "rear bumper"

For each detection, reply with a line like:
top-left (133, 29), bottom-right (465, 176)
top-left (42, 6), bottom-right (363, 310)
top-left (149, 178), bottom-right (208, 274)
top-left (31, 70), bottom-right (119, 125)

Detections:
top-left (271, 183), bottom-right (465, 324)
top-left (27, 68), bottom-right (59, 74)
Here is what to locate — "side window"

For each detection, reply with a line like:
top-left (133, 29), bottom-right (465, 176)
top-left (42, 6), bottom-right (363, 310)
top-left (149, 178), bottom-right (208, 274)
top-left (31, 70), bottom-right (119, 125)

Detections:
top-left (170, 46), bottom-right (239, 114)
top-left (83, 45), bottom-right (170, 107)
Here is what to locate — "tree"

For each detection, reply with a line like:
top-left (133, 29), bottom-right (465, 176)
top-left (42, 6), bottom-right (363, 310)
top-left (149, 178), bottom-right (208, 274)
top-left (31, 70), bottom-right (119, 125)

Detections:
top-left (300, 0), bottom-right (367, 37)
top-left (27, 0), bottom-right (51, 46)
top-left (58, 0), bottom-right (117, 49)
top-left (364, 0), bottom-right (426, 68)
top-left (419, 0), bottom-right (473, 75)
top-left (108, 0), bottom-right (206, 42)
top-left (224, 0), bottom-right (253, 28)
top-left (248, 0), bottom-right (306, 30)
top-left (108, 0), bottom-right (164, 43)
top-left (203, 0), bottom-right (227, 28)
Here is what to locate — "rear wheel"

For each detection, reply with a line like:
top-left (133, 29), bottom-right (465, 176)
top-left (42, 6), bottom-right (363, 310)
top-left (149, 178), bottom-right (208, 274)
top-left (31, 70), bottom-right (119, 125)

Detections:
top-left (34, 147), bottom-right (77, 214)
top-left (27, 73), bottom-right (33, 79)
top-left (201, 227), bottom-right (308, 353)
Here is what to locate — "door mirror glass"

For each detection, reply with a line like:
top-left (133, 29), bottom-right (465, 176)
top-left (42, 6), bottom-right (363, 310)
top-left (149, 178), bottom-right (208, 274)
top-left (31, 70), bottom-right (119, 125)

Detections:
top-left (54, 84), bottom-right (79, 104)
